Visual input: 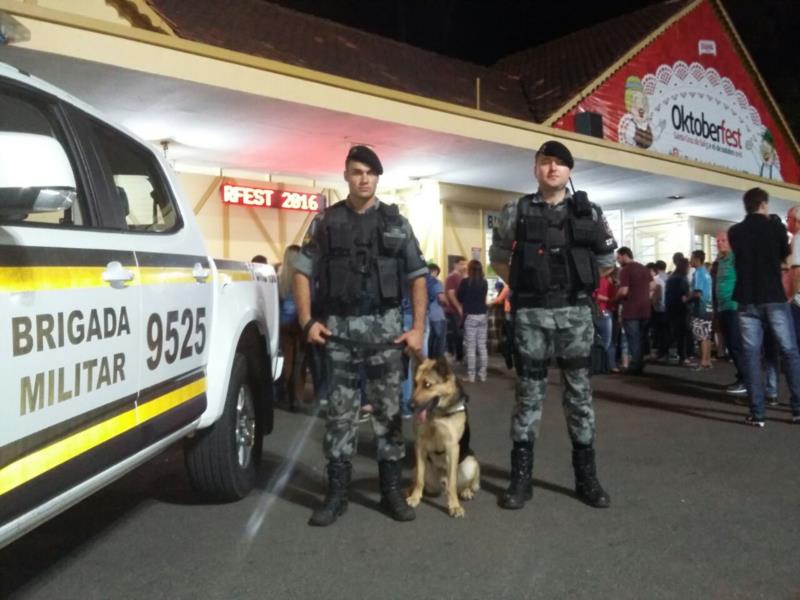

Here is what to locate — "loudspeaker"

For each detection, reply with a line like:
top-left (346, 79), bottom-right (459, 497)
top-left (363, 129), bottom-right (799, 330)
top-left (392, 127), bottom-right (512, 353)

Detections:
top-left (575, 112), bottom-right (604, 139)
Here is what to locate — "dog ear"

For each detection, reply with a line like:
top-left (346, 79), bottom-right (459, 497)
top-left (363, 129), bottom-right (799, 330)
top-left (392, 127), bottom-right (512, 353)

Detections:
top-left (434, 355), bottom-right (451, 378)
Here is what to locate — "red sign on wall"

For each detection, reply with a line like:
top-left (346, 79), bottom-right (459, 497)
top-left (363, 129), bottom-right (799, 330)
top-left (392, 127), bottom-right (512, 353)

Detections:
top-left (221, 184), bottom-right (320, 212)
top-left (553, 0), bottom-right (800, 184)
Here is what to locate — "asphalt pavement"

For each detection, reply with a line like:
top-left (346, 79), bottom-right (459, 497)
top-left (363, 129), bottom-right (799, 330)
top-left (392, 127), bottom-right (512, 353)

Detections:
top-left (2, 356), bottom-right (799, 600)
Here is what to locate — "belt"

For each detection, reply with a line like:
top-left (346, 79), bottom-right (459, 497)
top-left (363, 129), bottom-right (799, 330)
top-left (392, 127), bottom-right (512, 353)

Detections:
top-left (321, 303), bottom-right (400, 318)
top-left (514, 292), bottom-right (591, 310)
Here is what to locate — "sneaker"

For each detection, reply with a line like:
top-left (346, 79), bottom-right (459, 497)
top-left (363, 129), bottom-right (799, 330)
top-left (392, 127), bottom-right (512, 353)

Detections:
top-left (766, 396), bottom-right (779, 407)
top-left (692, 364), bottom-right (712, 371)
top-left (725, 382), bottom-right (748, 396)
top-left (744, 415), bottom-right (765, 428)
top-left (792, 415), bottom-right (800, 424)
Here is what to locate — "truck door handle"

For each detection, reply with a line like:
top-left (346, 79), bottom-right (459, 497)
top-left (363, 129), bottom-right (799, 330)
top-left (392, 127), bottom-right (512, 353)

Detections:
top-left (102, 261), bottom-right (135, 286)
top-left (192, 263), bottom-right (210, 283)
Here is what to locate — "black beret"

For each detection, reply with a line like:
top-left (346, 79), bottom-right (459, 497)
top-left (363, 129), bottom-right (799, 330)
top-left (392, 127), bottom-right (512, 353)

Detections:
top-left (346, 145), bottom-right (383, 175)
top-left (535, 140), bottom-right (574, 169)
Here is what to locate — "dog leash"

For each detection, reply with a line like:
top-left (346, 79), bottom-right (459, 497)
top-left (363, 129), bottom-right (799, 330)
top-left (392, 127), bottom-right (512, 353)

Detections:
top-left (325, 334), bottom-right (405, 351)
top-left (303, 318), bottom-right (405, 351)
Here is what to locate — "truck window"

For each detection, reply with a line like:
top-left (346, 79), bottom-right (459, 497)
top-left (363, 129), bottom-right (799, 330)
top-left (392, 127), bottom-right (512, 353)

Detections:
top-left (90, 121), bottom-right (179, 233)
top-left (0, 88), bottom-right (86, 227)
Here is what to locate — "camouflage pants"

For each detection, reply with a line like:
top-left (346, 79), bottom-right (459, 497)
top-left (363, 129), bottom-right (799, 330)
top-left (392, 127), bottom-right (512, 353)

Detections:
top-left (511, 304), bottom-right (596, 446)
top-left (323, 308), bottom-right (405, 461)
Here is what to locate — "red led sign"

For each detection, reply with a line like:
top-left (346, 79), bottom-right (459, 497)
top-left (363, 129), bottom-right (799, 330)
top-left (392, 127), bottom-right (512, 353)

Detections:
top-left (221, 184), bottom-right (320, 212)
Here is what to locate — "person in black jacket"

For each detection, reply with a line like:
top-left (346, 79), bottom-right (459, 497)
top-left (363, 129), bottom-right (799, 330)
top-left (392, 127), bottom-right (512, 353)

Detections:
top-left (665, 257), bottom-right (690, 364)
top-left (728, 187), bottom-right (800, 427)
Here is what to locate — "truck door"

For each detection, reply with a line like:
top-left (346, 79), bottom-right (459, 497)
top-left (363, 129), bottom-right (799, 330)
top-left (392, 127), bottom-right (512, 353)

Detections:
top-left (85, 120), bottom-right (213, 448)
top-left (0, 83), bottom-right (142, 529)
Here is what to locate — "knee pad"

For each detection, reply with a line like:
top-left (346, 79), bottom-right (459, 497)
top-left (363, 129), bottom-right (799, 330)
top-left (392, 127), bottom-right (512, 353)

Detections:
top-left (557, 356), bottom-right (592, 371)
top-left (515, 355), bottom-right (549, 380)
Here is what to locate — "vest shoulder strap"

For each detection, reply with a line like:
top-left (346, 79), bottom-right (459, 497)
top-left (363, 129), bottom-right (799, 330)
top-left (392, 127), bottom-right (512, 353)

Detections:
top-left (377, 201), bottom-right (402, 226)
top-left (323, 200), bottom-right (351, 226)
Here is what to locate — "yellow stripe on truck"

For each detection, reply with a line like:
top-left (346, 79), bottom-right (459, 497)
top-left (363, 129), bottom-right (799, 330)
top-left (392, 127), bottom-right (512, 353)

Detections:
top-left (218, 270), bottom-right (253, 283)
top-left (0, 266), bottom-right (251, 292)
top-left (0, 266), bottom-right (109, 292)
top-left (0, 377), bottom-right (206, 496)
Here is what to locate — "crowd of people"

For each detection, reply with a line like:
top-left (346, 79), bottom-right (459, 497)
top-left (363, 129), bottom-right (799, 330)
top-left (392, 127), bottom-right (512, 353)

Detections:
top-left (594, 249), bottom-right (713, 375)
top-left (591, 189), bottom-right (800, 427)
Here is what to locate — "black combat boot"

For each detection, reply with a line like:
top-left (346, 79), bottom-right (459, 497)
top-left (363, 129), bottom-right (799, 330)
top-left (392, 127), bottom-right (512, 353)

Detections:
top-left (499, 441), bottom-right (533, 509)
top-left (308, 459), bottom-right (351, 526)
top-left (378, 460), bottom-right (416, 522)
top-left (572, 446), bottom-right (611, 508)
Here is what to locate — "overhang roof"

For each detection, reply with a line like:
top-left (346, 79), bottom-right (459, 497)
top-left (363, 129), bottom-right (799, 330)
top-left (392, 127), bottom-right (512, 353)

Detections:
top-left (141, 0), bottom-right (798, 161)
top-left (1, 0), bottom-right (798, 227)
top-left (141, 0), bottom-right (702, 127)
top-left (3, 44), bottom-right (796, 224)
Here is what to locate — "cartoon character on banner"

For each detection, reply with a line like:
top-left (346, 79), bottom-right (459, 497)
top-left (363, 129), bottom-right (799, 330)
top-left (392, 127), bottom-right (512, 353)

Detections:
top-left (618, 76), bottom-right (665, 149)
top-left (745, 129), bottom-right (782, 180)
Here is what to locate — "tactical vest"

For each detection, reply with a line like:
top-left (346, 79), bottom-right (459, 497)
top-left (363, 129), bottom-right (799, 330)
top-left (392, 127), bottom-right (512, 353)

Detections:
top-left (315, 200), bottom-right (406, 317)
top-left (510, 193), bottom-right (599, 308)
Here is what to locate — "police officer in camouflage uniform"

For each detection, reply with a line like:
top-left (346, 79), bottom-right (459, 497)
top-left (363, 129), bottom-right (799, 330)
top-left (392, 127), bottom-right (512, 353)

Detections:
top-left (294, 145), bottom-right (428, 526)
top-left (489, 141), bottom-right (616, 510)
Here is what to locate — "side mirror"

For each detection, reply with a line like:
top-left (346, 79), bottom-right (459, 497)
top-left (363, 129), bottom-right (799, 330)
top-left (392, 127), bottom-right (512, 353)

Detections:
top-left (0, 132), bottom-right (77, 219)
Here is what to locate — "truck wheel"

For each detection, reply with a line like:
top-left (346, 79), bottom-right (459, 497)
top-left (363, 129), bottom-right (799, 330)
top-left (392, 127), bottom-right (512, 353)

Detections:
top-left (184, 354), bottom-right (258, 500)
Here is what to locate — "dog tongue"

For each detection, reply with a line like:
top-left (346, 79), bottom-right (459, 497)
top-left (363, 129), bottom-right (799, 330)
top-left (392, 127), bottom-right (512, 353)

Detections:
top-left (415, 409), bottom-right (428, 425)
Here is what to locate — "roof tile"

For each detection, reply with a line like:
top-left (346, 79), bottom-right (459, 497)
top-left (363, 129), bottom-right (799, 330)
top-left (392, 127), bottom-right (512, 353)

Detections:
top-left (145, 0), bottom-right (690, 124)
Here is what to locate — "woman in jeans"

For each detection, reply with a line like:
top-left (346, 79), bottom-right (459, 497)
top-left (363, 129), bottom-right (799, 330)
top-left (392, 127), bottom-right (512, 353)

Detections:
top-left (593, 270), bottom-right (618, 373)
top-left (457, 260), bottom-right (488, 382)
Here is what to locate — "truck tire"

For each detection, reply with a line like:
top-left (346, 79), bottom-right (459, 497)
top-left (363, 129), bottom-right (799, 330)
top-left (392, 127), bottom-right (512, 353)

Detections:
top-left (184, 354), bottom-right (258, 500)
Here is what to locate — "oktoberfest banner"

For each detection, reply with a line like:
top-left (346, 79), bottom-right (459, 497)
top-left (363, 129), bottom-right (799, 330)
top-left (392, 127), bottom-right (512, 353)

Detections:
top-left (553, 0), bottom-right (800, 184)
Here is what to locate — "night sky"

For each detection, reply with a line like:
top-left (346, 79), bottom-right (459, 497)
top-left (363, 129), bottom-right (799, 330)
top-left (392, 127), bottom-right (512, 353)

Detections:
top-left (268, 0), bottom-right (800, 142)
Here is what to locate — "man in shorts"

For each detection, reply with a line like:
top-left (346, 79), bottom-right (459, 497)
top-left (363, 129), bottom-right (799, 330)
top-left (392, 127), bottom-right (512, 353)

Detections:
top-left (689, 250), bottom-right (713, 369)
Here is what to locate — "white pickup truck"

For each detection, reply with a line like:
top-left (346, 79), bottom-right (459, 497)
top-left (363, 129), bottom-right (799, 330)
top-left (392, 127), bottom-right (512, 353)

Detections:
top-left (0, 61), bottom-right (282, 548)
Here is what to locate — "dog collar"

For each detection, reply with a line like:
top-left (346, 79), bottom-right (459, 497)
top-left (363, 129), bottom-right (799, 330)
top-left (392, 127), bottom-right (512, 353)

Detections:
top-left (437, 400), bottom-right (466, 416)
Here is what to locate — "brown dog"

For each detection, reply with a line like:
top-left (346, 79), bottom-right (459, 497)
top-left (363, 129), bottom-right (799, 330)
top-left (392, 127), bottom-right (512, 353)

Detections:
top-left (406, 356), bottom-right (480, 518)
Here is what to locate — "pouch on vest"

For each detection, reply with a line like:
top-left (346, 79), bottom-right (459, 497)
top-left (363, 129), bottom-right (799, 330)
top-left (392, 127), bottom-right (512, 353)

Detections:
top-left (522, 242), bottom-right (550, 292)
top-left (569, 218), bottom-right (596, 247)
top-left (328, 224), bottom-right (352, 255)
top-left (376, 256), bottom-right (400, 301)
top-left (569, 247), bottom-right (598, 289)
top-left (525, 217), bottom-right (548, 243)
top-left (327, 257), bottom-right (353, 300)
top-left (382, 230), bottom-right (405, 254)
